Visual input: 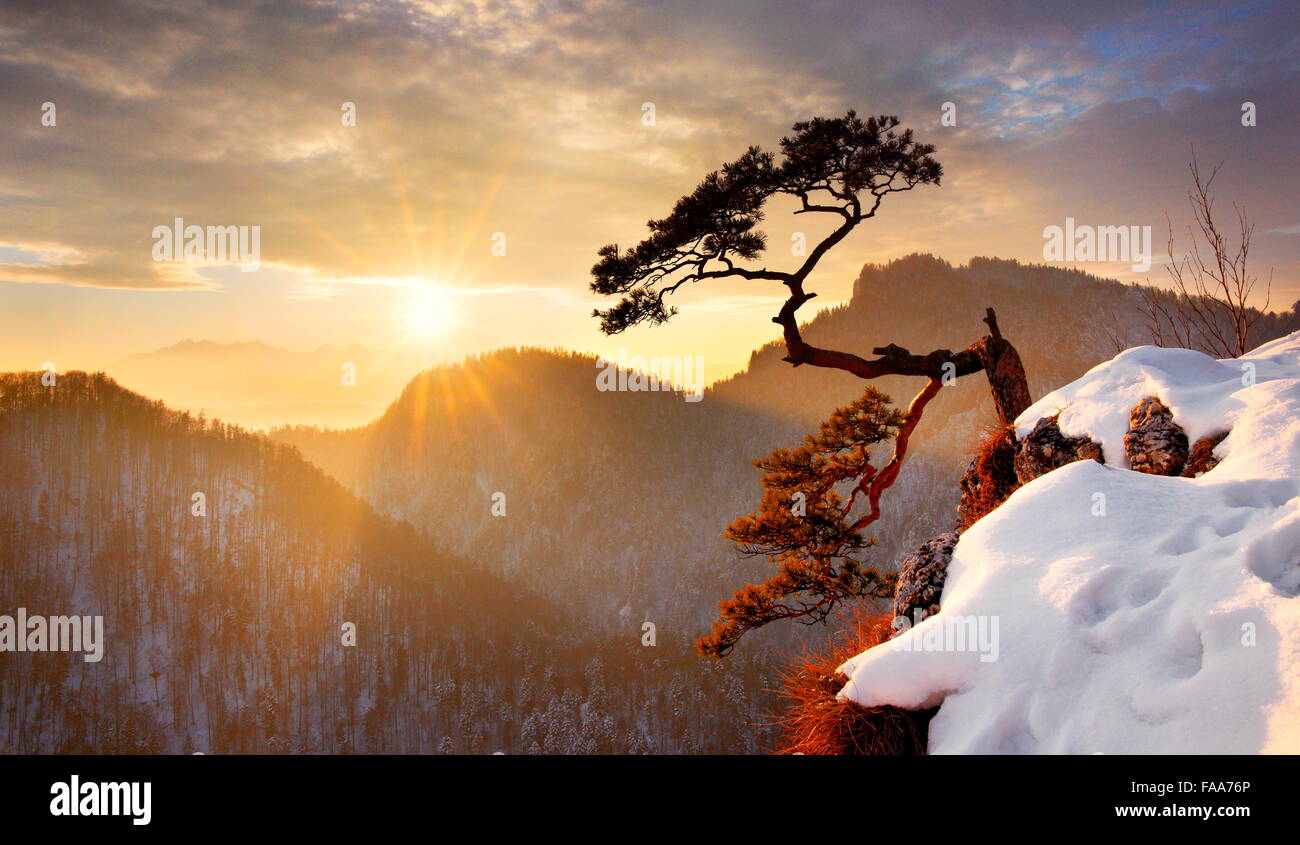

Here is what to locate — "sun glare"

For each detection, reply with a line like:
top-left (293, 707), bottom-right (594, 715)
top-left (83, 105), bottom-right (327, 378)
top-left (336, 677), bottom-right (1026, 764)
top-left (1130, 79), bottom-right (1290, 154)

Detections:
top-left (404, 285), bottom-right (455, 339)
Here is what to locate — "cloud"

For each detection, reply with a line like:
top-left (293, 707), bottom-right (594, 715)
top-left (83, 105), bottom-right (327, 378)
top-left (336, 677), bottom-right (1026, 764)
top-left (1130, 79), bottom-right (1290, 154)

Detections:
top-left (0, 0), bottom-right (1293, 305)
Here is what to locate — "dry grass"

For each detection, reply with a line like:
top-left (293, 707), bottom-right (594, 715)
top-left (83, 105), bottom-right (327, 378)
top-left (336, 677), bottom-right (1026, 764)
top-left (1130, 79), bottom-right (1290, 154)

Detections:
top-left (773, 611), bottom-right (936, 755)
top-left (958, 422), bottom-right (1020, 529)
top-left (1184, 430), bottom-right (1229, 477)
top-left (771, 422), bottom-right (1020, 755)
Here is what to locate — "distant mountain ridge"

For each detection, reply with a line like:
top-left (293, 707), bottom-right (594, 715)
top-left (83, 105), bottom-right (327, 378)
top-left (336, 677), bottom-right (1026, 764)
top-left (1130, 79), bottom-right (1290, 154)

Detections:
top-left (273, 254), bottom-right (1300, 653)
top-left (106, 340), bottom-right (432, 431)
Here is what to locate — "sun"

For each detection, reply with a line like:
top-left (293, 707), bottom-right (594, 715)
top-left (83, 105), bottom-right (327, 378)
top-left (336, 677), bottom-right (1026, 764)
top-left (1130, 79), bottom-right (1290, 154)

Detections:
top-left (403, 285), bottom-right (456, 339)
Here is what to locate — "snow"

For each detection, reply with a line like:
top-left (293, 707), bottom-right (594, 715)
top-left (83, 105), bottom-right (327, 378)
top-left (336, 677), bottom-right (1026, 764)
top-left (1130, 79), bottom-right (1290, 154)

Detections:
top-left (837, 332), bottom-right (1300, 753)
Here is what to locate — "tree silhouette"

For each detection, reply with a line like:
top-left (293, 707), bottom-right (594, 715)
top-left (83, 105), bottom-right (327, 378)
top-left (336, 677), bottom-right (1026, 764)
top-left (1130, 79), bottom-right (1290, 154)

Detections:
top-left (592, 112), bottom-right (939, 335)
top-left (591, 111), bottom-right (1033, 653)
top-left (1143, 153), bottom-right (1273, 357)
top-left (590, 110), bottom-right (1029, 421)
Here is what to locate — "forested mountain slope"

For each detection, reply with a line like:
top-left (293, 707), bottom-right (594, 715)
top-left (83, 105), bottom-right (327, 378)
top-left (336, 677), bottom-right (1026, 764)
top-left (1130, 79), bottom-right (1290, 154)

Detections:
top-left (0, 372), bottom-right (770, 753)
top-left (276, 256), bottom-right (1300, 649)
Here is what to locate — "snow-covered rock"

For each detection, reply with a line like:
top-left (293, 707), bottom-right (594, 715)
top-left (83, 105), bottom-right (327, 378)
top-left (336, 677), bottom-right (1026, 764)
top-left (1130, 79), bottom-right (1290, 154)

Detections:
top-left (1124, 396), bottom-right (1189, 476)
top-left (892, 531), bottom-right (962, 623)
top-left (837, 333), bottom-right (1300, 753)
top-left (1013, 415), bottom-right (1103, 484)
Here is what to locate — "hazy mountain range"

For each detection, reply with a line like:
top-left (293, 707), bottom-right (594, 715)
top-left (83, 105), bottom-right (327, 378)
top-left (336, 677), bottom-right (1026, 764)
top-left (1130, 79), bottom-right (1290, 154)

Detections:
top-left (0, 371), bottom-right (769, 753)
top-left (106, 340), bottom-right (433, 431)
top-left (269, 256), bottom-right (1211, 635)
top-left (7, 254), bottom-right (1299, 753)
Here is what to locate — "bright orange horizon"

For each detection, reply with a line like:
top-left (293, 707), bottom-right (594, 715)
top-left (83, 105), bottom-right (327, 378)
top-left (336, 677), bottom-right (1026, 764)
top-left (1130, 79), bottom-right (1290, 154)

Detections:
top-left (2, 0), bottom-right (1296, 425)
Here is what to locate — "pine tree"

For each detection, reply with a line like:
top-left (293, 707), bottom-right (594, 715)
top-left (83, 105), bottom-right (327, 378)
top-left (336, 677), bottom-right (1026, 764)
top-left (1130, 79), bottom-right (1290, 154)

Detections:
top-left (698, 388), bottom-right (903, 657)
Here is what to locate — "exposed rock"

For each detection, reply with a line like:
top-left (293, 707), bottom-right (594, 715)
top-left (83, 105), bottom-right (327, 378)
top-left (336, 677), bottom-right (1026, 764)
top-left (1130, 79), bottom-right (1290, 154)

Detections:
top-left (1013, 415), bottom-right (1104, 485)
top-left (1124, 396), bottom-right (1189, 476)
top-left (958, 426), bottom-right (1020, 528)
top-left (1183, 431), bottom-right (1229, 477)
top-left (892, 531), bottom-right (961, 625)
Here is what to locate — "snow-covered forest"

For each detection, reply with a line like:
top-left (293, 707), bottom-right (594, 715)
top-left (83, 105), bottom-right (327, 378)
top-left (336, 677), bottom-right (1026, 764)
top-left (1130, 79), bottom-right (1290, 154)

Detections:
top-left (0, 372), bottom-right (769, 754)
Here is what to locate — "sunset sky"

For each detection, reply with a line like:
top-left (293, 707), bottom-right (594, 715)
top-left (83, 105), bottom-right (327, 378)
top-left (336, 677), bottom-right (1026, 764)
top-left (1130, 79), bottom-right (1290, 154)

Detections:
top-left (1, 0), bottom-right (1296, 387)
